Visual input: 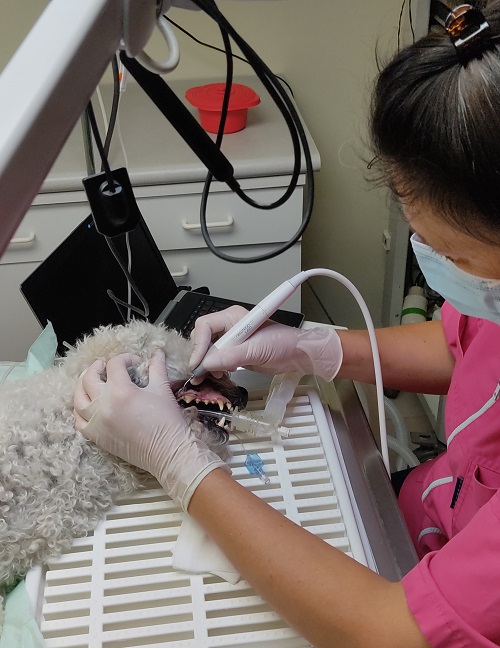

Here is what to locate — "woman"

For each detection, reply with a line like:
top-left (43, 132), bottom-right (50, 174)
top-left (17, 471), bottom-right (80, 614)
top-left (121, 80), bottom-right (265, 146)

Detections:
top-left (74, 2), bottom-right (500, 645)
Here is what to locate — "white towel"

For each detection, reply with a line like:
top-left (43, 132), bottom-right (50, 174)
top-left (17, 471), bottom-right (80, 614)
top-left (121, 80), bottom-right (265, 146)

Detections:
top-left (172, 515), bottom-right (241, 585)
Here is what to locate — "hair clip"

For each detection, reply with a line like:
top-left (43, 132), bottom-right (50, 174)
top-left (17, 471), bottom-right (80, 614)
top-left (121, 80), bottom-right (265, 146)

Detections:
top-left (444, 3), bottom-right (493, 63)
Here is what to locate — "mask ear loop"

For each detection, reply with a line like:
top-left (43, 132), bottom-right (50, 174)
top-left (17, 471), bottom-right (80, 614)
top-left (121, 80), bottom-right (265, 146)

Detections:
top-left (135, 16), bottom-right (180, 74)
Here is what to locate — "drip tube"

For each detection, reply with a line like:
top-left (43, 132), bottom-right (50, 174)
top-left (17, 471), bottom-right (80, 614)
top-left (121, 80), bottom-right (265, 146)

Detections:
top-left (355, 384), bottom-right (420, 471)
top-left (387, 436), bottom-right (420, 468)
top-left (383, 396), bottom-right (413, 471)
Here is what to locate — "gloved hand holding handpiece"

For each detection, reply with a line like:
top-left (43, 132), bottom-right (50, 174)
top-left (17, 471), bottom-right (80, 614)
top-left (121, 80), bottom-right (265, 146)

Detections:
top-left (190, 305), bottom-right (344, 382)
top-left (189, 272), bottom-right (344, 382)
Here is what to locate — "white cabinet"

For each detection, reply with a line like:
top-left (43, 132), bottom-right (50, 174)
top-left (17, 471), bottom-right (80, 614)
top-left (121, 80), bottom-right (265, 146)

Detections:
top-left (0, 76), bottom-right (320, 360)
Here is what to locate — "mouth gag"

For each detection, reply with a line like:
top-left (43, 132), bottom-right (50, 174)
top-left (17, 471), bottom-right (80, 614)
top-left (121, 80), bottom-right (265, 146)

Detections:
top-left (196, 372), bottom-right (300, 484)
top-left (195, 407), bottom-right (289, 439)
top-left (195, 408), bottom-right (280, 483)
top-left (195, 372), bottom-right (300, 439)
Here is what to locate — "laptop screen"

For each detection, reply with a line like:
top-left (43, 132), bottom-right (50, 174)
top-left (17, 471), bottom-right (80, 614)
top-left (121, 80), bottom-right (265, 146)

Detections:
top-left (21, 214), bottom-right (179, 354)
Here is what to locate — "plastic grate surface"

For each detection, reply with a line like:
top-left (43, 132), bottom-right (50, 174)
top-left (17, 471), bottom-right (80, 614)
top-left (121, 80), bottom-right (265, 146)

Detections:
top-left (26, 386), bottom-right (366, 648)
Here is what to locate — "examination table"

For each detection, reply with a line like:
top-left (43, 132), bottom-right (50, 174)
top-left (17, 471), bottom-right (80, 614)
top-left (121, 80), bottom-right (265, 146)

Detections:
top-left (21, 368), bottom-right (417, 648)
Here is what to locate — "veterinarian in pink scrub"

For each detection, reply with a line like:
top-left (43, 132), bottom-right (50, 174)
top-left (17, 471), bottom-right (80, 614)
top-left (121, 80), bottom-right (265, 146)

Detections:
top-left (74, 3), bottom-right (500, 646)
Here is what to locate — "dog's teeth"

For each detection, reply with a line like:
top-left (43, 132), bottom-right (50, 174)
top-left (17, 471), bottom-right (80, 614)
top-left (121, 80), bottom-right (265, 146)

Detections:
top-left (217, 399), bottom-right (225, 411)
top-left (228, 404), bottom-right (233, 411)
top-left (182, 395), bottom-right (195, 404)
top-left (218, 417), bottom-right (226, 428)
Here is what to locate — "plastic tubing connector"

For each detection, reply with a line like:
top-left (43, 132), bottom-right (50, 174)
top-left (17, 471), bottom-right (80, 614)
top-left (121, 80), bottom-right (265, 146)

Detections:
top-left (229, 372), bottom-right (299, 438)
top-left (230, 409), bottom-right (290, 438)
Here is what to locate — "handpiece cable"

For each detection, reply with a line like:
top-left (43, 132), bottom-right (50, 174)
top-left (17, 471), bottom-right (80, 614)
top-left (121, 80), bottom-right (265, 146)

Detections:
top-left (165, 15), bottom-right (294, 97)
top-left (189, 0), bottom-right (314, 263)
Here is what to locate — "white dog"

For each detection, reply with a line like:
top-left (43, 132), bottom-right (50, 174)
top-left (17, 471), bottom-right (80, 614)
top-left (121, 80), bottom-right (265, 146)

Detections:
top-left (0, 320), bottom-right (247, 619)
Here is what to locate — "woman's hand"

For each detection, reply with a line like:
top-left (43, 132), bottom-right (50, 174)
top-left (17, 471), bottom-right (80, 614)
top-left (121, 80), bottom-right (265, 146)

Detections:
top-left (73, 350), bottom-right (230, 510)
top-left (190, 306), bottom-right (343, 381)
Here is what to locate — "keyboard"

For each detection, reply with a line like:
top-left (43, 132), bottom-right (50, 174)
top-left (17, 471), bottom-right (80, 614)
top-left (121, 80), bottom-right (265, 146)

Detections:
top-left (180, 297), bottom-right (232, 336)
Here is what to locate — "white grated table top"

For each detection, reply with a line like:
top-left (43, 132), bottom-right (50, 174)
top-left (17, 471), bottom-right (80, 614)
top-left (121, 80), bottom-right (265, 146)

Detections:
top-left (26, 386), bottom-right (367, 648)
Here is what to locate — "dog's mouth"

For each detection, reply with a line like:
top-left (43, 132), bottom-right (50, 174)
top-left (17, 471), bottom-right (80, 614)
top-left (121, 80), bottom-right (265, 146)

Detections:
top-left (173, 376), bottom-right (248, 434)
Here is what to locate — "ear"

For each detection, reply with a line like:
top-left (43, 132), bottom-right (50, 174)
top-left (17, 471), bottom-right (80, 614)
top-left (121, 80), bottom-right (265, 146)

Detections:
top-left (128, 359), bottom-right (149, 387)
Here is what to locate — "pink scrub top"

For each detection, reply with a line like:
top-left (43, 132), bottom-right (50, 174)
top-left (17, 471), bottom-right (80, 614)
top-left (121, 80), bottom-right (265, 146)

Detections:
top-left (400, 302), bottom-right (500, 647)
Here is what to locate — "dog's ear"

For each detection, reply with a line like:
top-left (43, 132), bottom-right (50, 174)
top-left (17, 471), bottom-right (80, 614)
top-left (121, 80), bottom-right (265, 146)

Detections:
top-left (128, 361), bottom-right (149, 388)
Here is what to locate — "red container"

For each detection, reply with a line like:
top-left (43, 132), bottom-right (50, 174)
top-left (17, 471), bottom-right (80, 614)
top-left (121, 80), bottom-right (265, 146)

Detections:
top-left (185, 82), bottom-right (261, 134)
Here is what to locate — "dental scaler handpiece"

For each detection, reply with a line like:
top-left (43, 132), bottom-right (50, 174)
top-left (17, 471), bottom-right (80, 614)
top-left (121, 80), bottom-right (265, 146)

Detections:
top-left (190, 271), bottom-right (309, 379)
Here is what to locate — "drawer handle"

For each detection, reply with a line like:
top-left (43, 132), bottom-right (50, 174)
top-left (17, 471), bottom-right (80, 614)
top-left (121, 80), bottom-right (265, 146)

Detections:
top-left (171, 266), bottom-right (189, 278)
top-left (181, 216), bottom-right (234, 231)
top-left (9, 231), bottom-right (36, 246)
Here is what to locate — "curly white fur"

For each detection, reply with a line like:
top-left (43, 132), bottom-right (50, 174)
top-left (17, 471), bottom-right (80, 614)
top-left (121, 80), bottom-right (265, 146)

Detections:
top-left (0, 320), bottom-right (234, 624)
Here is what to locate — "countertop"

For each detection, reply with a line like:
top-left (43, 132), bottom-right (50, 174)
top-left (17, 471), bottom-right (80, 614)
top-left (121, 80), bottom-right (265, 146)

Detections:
top-left (41, 75), bottom-right (321, 193)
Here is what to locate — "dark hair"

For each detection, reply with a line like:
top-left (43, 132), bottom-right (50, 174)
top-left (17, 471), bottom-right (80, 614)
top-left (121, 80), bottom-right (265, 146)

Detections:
top-left (370, 0), bottom-right (500, 244)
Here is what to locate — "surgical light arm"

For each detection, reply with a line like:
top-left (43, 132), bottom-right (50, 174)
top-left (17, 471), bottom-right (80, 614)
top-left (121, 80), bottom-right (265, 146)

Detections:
top-left (0, 0), bottom-right (197, 258)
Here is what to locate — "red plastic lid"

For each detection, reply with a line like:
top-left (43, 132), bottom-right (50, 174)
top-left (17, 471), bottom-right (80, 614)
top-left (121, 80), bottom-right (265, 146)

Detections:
top-left (185, 83), bottom-right (261, 112)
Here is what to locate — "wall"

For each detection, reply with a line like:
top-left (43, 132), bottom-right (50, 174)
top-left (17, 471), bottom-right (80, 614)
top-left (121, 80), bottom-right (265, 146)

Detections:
top-left (0, 0), bottom-right (408, 329)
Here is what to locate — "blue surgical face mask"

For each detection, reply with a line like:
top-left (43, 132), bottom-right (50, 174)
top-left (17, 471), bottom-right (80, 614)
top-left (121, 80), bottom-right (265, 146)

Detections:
top-left (410, 233), bottom-right (500, 324)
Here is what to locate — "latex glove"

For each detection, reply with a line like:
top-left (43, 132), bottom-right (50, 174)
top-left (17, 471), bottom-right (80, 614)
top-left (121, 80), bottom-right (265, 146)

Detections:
top-left (73, 351), bottom-right (230, 511)
top-left (190, 306), bottom-right (343, 381)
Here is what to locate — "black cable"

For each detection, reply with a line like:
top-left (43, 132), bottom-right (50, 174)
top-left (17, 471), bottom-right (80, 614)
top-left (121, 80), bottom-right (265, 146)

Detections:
top-left (213, 23), bottom-right (233, 150)
top-left (81, 111), bottom-right (96, 175)
top-left (85, 101), bottom-right (116, 192)
top-left (187, 0), bottom-right (314, 263)
top-left (190, 0), bottom-right (308, 210)
top-left (398, 0), bottom-right (416, 50)
top-left (397, 0), bottom-right (406, 50)
top-left (165, 16), bottom-right (294, 97)
top-left (408, 0), bottom-right (415, 42)
top-left (103, 55), bottom-right (121, 158)
top-left (199, 22), bottom-right (234, 258)
top-left (86, 72), bottom-right (150, 321)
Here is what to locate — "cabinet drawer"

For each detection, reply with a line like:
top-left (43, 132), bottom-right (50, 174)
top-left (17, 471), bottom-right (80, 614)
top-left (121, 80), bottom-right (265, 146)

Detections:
top-left (2, 184), bottom-right (304, 265)
top-left (162, 243), bottom-right (302, 311)
top-left (1, 202), bottom-right (88, 266)
top-left (140, 185), bottom-right (304, 251)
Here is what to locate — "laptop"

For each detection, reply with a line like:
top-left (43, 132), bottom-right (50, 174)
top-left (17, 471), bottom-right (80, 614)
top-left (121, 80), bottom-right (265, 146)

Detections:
top-left (20, 214), bottom-right (304, 355)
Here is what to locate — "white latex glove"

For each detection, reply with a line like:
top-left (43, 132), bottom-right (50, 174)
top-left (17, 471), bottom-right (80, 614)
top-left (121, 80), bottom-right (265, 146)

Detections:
top-left (190, 306), bottom-right (343, 381)
top-left (73, 351), bottom-right (230, 511)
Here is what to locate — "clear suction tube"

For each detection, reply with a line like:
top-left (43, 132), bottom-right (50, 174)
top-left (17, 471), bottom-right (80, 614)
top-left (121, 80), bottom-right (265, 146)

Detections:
top-left (264, 372), bottom-right (301, 428)
top-left (229, 373), bottom-right (301, 438)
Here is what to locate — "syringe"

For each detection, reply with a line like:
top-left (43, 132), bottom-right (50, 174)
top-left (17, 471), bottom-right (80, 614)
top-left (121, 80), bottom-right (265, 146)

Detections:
top-left (196, 408), bottom-right (290, 438)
